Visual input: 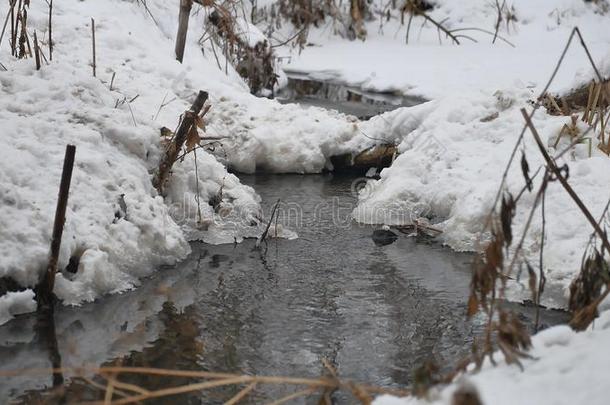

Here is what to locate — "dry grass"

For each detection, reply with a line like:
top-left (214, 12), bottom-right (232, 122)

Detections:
top-left (463, 27), bottom-right (610, 379)
top-left (0, 364), bottom-right (410, 404)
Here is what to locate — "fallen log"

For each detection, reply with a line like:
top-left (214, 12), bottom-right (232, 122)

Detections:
top-left (331, 144), bottom-right (397, 172)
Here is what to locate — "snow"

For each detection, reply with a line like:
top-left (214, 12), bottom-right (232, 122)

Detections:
top-left (354, 88), bottom-right (610, 307)
top-left (373, 308), bottom-right (610, 405)
top-left (276, 0), bottom-right (610, 99)
top-left (0, 290), bottom-right (36, 326)
top-left (0, 0), bottom-right (279, 317)
top-left (234, 17), bottom-right (269, 48)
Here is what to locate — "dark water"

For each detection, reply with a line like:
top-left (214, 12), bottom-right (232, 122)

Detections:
top-left (0, 174), bottom-right (568, 404)
top-left (277, 76), bottom-right (427, 120)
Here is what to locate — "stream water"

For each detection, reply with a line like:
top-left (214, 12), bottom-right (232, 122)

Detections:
top-left (0, 174), bottom-right (568, 404)
top-left (277, 75), bottom-right (427, 120)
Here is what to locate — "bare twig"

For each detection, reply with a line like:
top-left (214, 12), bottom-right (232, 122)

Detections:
top-left (480, 27), bottom-right (605, 247)
top-left (521, 108), bottom-right (610, 253)
top-left (225, 382), bottom-right (257, 405)
top-left (0, 0), bottom-right (17, 52)
top-left (492, 0), bottom-right (506, 44)
top-left (451, 27), bottom-right (515, 47)
top-left (256, 199), bottom-right (281, 248)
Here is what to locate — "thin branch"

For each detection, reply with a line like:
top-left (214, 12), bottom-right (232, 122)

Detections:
top-left (479, 27), bottom-right (602, 247)
top-left (0, 0), bottom-right (17, 52)
top-left (521, 108), bottom-right (610, 253)
top-left (256, 199), bottom-right (281, 248)
top-left (451, 27), bottom-right (515, 47)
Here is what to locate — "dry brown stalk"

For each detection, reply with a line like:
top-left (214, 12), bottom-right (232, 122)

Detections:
top-left (266, 387), bottom-right (318, 405)
top-left (224, 382), bottom-right (257, 405)
top-left (521, 108), bottom-right (610, 253)
top-left (0, 365), bottom-right (409, 404)
top-left (0, 0), bottom-right (17, 52)
top-left (95, 376), bottom-right (253, 404)
top-left (33, 29), bottom-right (40, 69)
top-left (570, 286), bottom-right (610, 331)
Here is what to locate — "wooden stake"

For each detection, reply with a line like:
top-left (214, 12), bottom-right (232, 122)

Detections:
top-left (48, 0), bottom-right (52, 61)
top-left (33, 30), bottom-right (40, 70)
top-left (175, 0), bottom-right (193, 63)
top-left (153, 90), bottom-right (208, 194)
top-left (91, 17), bottom-right (96, 77)
top-left (37, 145), bottom-right (76, 307)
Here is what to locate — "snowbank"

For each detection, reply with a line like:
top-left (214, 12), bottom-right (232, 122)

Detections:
top-left (0, 0), bottom-right (270, 317)
top-left (373, 308), bottom-right (610, 405)
top-left (0, 290), bottom-right (36, 326)
top-left (354, 88), bottom-right (610, 307)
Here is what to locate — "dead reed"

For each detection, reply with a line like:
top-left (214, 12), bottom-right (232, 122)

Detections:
top-left (0, 364), bottom-right (409, 404)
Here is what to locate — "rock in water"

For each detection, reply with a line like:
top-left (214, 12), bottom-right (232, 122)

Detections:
top-left (372, 229), bottom-right (398, 246)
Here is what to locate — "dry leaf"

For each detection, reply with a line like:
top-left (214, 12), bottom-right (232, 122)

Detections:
top-left (467, 292), bottom-right (479, 318)
top-left (195, 115), bottom-right (206, 131)
top-left (186, 125), bottom-right (201, 152)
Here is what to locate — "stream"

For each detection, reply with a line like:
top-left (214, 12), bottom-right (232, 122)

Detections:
top-left (0, 82), bottom-right (569, 404)
top-left (0, 174), bottom-right (568, 404)
top-left (277, 75), bottom-right (427, 120)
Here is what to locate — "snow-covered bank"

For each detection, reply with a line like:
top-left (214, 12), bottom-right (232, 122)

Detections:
top-left (0, 0), bottom-right (263, 322)
top-left (353, 88), bottom-right (610, 307)
top-left (276, 0), bottom-right (610, 99)
top-left (373, 308), bottom-right (610, 405)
